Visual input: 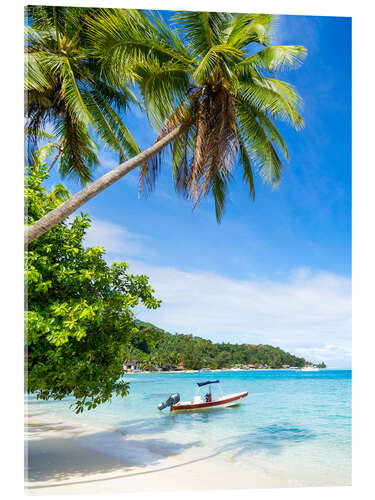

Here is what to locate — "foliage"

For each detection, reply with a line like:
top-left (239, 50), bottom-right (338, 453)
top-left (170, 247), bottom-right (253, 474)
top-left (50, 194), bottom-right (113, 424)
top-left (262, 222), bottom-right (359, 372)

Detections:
top-left (88, 9), bottom-right (306, 221)
top-left (126, 321), bottom-right (310, 370)
top-left (25, 165), bottom-right (160, 412)
top-left (25, 6), bottom-right (140, 184)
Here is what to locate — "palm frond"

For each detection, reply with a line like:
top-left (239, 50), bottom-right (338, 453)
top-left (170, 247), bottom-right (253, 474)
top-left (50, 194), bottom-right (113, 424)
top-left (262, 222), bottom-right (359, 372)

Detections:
top-left (250, 106), bottom-right (290, 160)
top-left (225, 13), bottom-right (257, 44)
top-left (60, 57), bottom-right (91, 123)
top-left (24, 25), bottom-right (55, 49)
top-left (25, 5), bottom-right (55, 33)
top-left (80, 87), bottom-right (129, 161)
top-left (54, 112), bottom-right (98, 184)
top-left (25, 5), bottom-right (142, 185)
top-left (212, 169), bottom-right (230, 222)
top-left (30, 141), bottom-right (58, 166)
top-left (83, 86), bottom-right (141, 160)
top-left (26, 5), bottom-right (92, 40)
top-left (236, 100), bottom-right (284, 186)
top-left (24, 53), bottom-right (56, 91)
top-left (137, 60), bottom-right (190, 130)
top-left (90, 77), bottom-right (140, 113)
top-left (238, 45), bottom-right (307, 73)
top-left (240, 76), bottom-right (304, 129)
top-left (87, 8), bottom-right (192, 68)
top-left (227, 13), bottom-right (276, 48)
top-left (25, 6), bottom-right (306, 223)
top-left (48, 183), bottom-right (70, 203)
top-left (237, 132), bottom-right (255, 200)
top-left (160, 83), bottom-right (238, 218)
top-left (193, 44), bottom-right (243, 84)
top-left (24, 127), bottom-right (55, 142)
top-left (148, 11), bottom-right (193, 61)
top-left (139, 99), bottom-right (194, 196)
top-left (172, 11), bottom-right (231, 57)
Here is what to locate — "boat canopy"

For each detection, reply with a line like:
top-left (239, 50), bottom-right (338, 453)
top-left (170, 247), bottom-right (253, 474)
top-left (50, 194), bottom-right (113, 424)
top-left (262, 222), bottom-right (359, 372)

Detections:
top-left (197, 380), bottom-right (220, 387)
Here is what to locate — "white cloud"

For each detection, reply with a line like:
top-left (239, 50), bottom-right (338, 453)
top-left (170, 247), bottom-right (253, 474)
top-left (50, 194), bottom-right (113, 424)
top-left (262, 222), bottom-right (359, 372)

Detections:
top-left (84, 218), bottom-right (351, 368)
top-left (129, 262), bottom-right (351, 368)
top-left (84, 218), bottom-right (147, 257)
top-left (292, 344), bottom-right (352, 368)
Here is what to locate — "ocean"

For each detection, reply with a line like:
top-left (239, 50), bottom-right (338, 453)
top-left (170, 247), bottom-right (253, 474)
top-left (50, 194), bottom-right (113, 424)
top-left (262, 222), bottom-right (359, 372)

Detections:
top-left (26, 369), bottom-right (351, 487)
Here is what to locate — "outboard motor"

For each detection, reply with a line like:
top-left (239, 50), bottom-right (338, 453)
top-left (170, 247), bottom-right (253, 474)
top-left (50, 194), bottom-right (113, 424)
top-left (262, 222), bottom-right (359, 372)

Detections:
top-left (157, 393), bottom-right (180, 410)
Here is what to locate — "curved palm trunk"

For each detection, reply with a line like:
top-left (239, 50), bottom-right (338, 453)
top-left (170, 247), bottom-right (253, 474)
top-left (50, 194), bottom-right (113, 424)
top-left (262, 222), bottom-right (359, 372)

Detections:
top-left (25, 125), bottom-right (183, 245)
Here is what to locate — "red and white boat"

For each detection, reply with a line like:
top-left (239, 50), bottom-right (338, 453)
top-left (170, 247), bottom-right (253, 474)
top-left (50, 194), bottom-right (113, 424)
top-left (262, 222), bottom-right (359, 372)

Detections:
top-left (157, 380), bottom-right (248, 412)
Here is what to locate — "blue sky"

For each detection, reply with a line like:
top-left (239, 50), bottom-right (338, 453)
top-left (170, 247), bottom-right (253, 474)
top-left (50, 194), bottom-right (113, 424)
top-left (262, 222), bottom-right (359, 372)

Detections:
top-left (44, 12), bottom-right (351, 367)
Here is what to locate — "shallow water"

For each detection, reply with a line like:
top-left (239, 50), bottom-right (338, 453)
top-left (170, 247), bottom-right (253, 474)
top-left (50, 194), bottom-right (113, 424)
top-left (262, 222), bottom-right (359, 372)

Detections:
top-left (26, 369), bottom-right (351, 487)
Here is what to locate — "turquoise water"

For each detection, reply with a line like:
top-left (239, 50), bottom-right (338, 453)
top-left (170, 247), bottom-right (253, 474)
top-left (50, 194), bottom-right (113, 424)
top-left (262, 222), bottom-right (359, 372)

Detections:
top-left (27, 369), bottom-right (351, 487)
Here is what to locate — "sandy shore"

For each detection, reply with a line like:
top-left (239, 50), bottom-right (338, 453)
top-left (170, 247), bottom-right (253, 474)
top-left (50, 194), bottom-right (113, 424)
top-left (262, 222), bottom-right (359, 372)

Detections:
top-left (25, 409), bottom-right (291, 495)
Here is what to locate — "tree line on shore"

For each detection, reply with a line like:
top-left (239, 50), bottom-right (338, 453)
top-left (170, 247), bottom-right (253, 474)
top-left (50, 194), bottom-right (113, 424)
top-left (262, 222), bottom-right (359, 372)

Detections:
top-left (125, 321), bottom-right (326, 370)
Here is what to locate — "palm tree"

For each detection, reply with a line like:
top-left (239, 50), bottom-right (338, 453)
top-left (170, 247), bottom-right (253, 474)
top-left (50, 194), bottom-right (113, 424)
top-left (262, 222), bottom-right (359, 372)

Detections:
top-left (25, 5), bottom-right (140, 184)
top-left (25, 9), bottom-right (306, 244)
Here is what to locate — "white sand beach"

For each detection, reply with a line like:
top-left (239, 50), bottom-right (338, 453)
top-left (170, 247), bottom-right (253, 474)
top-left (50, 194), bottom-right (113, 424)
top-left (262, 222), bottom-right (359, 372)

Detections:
top-left (25, 409), bottom-right (291, 495)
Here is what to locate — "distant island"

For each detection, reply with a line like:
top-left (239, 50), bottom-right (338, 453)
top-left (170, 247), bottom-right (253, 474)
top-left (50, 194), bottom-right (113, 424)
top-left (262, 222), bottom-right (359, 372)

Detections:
top-left (123, 321), bottom-right (326, 372)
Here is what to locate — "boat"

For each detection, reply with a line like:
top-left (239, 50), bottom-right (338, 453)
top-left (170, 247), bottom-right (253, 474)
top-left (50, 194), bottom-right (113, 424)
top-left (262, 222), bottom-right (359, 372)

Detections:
top-left (157, 380), bottom-right (248, 412)
top-left (301, 366), bottom-right (319, 372)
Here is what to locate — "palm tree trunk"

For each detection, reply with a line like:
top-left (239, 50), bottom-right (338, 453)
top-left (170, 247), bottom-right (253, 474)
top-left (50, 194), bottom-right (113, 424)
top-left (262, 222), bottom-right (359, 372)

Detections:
top-left (47, 148), bottom-right (62, 173)
top-left (25, 125), bottom-right (184, 245)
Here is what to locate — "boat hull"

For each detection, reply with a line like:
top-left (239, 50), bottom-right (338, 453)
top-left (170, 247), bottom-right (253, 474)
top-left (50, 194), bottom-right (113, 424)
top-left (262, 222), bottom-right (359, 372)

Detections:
top-left (171, 391), bottom-right (248, 412)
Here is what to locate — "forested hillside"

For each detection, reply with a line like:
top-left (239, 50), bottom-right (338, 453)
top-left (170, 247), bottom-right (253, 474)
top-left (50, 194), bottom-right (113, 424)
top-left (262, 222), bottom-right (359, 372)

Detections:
top-left (124, 321), bottom-right (323, 370)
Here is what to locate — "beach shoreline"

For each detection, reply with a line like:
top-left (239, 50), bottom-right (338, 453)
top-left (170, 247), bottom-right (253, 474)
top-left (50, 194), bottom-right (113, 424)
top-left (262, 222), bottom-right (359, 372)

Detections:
top-left (123, 368), bottom-right (307, 375)
top-left (25, 407), bottom-right (292, 495)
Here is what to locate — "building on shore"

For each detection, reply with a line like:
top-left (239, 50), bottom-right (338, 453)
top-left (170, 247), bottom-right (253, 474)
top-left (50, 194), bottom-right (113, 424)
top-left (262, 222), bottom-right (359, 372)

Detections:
top-left (123, 359), bottom-right (141, 372)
